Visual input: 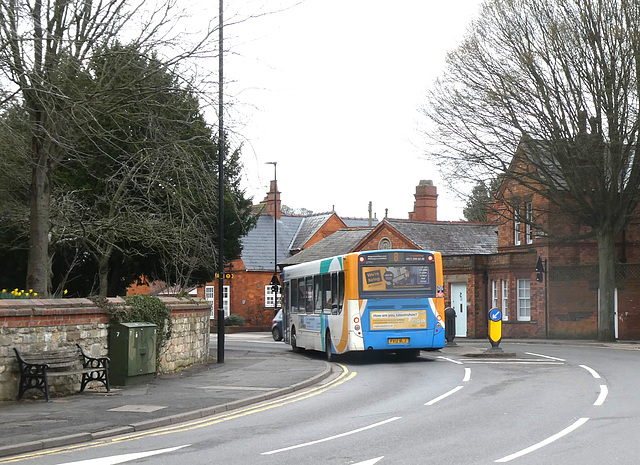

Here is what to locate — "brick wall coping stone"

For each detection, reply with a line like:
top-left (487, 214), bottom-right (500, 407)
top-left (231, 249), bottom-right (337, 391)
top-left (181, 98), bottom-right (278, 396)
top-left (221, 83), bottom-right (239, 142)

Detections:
top-left (0, 297), bottom-right (210, 315)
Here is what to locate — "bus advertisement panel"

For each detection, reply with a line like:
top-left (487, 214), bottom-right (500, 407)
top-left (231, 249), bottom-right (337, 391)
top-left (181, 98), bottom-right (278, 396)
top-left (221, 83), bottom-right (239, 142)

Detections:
top-left (281, 250), bottom-right (445, 361)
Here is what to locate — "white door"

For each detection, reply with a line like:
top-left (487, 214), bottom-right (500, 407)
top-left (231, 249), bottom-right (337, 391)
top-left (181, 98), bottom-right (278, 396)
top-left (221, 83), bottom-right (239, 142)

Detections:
top-left (450, 283), bottom-right (467, 337)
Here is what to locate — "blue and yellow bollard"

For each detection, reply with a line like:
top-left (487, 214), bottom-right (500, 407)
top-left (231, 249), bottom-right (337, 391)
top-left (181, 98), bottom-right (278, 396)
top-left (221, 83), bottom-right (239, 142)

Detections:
top-left (488, 307), bottom-right (502, 350)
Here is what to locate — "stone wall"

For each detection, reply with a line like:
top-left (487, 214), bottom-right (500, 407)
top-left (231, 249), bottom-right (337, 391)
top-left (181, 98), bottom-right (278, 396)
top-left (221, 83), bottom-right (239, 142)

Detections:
top-left (0, 297), bottom-right (210, 401)
top-left (157, 298), bottom-right (210, 373)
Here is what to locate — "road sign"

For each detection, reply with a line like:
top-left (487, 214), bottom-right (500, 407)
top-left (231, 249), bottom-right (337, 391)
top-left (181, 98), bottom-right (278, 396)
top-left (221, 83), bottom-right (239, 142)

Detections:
top-left (488, 307), bottom-right (502, 348)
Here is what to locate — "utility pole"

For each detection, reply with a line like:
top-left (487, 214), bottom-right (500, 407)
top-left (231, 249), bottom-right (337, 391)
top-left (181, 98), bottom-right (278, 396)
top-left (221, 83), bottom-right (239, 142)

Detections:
top-left (217, 0), bottom-right (225, 364)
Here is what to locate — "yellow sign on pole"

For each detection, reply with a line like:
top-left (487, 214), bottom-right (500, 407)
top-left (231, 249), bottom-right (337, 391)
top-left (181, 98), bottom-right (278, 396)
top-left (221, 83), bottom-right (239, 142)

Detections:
top-left (215, 273), bottom-right (234, 280)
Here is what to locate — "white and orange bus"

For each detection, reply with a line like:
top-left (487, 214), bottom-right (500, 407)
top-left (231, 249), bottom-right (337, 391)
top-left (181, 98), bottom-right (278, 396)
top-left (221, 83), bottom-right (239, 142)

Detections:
top-left (281, 250), bottom-right (445, 361)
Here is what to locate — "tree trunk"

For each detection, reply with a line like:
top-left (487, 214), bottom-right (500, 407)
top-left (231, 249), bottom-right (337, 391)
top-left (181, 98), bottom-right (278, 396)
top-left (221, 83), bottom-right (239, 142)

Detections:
top-left (26, 139), bottom-right (51, 296)
top-left (597, 227), bottom-right (617, 341)
top-left (98, 254), bottom-right (110, 297)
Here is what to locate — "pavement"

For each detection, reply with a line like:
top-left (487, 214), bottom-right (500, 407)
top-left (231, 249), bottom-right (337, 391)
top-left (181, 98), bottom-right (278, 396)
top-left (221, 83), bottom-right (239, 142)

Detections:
top-left (0, 333), bottom-right (637, 459)
top-left (0, 333), bottom-right (332, 458)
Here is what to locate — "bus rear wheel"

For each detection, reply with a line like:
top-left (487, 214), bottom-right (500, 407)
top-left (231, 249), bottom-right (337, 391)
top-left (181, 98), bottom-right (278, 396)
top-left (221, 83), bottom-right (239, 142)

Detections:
top-left (325, 331), bottom-right (334, 362)
top-left (291, 328), bottom-right (302, 353)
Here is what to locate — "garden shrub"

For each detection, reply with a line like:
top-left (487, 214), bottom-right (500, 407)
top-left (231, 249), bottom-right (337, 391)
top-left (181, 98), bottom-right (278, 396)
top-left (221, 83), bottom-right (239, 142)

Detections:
top-left (224, 313), bottom-right (246, 327)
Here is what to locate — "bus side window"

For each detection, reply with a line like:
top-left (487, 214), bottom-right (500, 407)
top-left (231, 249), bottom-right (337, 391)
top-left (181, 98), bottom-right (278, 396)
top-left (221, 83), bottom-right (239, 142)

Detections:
top-left (338, 271), bottom-right (345, 314)
top-left (331, 273), bottom-right (338, 315)
top-left (314, 275), bottom-right (322, 314)
top-left (290, 279), bottom-right (297, 313)
top-left (322, 274), bottom-right (332, 314)
top-left (298, 278), bottom-right (306, 313)
top-left (305, 276), bottom-right (314, 313)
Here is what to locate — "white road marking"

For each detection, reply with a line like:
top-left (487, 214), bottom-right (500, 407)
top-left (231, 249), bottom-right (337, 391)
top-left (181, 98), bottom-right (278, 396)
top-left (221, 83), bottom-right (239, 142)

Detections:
top-left (463, 361), bottom-right (564, 365)
top-left (495, 418), bottom-right (589, 463)
top-left (353, 457), bottom-right (384, 465)
top-left (261, 417), bottom-right (401, 455)
top-left (57, 445), bottom-right (189, 465)
top-left (525, 352), bottom-right (566, 361)
top-left (425, 386), bottom-right (464, 406)
top-left (463, 367), bottom-right (471, 382)
top-left (579, 365), bottom-right (601, 379)
top-left (438, 356), bottom-right (463, 365)
top-left (594, 385), bottom-right (608, 406)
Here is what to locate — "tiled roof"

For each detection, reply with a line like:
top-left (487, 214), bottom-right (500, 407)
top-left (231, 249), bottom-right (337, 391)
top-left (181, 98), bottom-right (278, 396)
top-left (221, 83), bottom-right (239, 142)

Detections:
top-left (241, 215), bottom-right (304, 271)
top-left (289, 213), bottom-right (333, 251)
top-left (342, 217), bottom-right (380, 228)
top-left (281, 228), bottom-right (374, 266)
top-left (386, 220), bottom-right (498, 255)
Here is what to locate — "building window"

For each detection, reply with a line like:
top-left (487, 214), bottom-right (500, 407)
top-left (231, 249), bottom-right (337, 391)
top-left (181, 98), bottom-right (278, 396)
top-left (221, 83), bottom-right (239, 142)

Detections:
top-left (502, 280), bottom-right (509, 320)
top-left (378, 237), bottom-right (392, 250)
top-left (491, 280), bottom-right (498, 309)
top-left (265, 284), bottom-right (277, 309)
top-left (525, 201), bottom-right (533, 244)
top-left (517, 279), bottom-right (531, 321)
top-left (205, 286), bottom-right (215, 318)
top-left (514, 206), bottom-right (521, 246)
top-left (223, 286), bottom-right (230, 316)
top-left (207, 285), bottom-right (230, 318)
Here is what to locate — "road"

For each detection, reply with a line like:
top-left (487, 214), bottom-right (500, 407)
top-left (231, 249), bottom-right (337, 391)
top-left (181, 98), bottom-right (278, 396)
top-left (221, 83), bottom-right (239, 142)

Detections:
top-left (9, 335), bottom-right (640, 465)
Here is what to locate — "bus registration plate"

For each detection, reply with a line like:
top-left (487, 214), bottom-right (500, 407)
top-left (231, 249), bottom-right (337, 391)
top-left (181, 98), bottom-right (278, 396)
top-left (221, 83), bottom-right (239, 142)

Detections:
top-left (388, 338), bottom-right (409, 344)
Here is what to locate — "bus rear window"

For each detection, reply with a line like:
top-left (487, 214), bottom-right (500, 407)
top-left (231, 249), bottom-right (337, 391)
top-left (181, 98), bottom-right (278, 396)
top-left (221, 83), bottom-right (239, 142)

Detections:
top-left (360, 264), bottom-right (434, 297)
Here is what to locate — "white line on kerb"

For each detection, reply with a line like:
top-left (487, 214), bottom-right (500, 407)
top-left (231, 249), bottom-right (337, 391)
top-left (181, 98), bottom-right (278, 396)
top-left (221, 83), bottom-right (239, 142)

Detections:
top-left (463, 368), bottom-right (471, 382)
top-left (261, 417), bottom-right (401, 455)
top-left (425, 385), bottom-right (464, 406)
top-left (579, 365), bottom-right (601, 379)
top-left (525, 352), bottom-right (566, 362)
top-left (495, 418), bottom-right (590, 463)
top-left (594, 384), bottom-right (608, 406)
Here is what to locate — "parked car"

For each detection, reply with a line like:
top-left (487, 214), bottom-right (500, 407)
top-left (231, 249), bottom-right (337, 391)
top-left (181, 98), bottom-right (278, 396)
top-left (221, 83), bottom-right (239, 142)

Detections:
top-left (271, 309), bottom-right (283, 341)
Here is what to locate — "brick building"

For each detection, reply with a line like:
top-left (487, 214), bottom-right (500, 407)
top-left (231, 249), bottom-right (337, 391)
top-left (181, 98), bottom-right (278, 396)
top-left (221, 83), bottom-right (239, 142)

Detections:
top-left (485, 142), bottom-right (640, 340)
top-left (196, 180), bottom-right (376, 325)
top-left (283, 180), bottom-right (500, 339)
top-left (283, 170), bottom-right (640, 340)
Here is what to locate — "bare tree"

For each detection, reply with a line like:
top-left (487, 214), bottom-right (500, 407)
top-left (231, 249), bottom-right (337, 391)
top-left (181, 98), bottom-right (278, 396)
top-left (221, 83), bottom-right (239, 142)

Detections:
top-left (423, 0), bottom-right (640, 341)
top-left (0, 0), bottom-right (219, 295)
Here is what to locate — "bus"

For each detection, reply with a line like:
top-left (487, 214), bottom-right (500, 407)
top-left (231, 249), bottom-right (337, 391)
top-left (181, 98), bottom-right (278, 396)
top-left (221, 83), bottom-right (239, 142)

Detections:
top-left (281, 249), bottom-right (445, 361)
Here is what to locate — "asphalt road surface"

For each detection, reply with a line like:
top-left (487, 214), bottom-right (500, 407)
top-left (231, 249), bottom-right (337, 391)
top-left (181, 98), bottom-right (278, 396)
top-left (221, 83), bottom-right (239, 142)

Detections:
top-left (9, 336), bottom-right (640, 465)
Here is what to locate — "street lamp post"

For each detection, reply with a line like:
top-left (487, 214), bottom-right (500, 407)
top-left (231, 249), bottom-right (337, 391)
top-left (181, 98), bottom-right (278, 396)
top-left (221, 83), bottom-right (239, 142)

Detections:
top-left (265, 162), bottom-right (279, 314)
top-left (217, 0), bottom-right (225, 364)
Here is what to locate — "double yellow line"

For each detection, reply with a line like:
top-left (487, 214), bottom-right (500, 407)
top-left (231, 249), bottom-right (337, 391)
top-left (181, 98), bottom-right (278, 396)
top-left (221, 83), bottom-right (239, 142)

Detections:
top-left (1, 364), bottom-right (356, 463)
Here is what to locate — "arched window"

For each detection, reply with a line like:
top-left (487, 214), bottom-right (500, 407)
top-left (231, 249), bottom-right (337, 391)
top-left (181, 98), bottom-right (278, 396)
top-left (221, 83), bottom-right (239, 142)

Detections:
top-left (378, 237), bottom-right (392, 250)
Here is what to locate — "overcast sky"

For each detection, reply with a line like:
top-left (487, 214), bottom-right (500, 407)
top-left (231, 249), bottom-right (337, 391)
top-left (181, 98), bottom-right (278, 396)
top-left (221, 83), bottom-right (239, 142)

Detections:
top-left (218, 0), bottom-right (483, 221)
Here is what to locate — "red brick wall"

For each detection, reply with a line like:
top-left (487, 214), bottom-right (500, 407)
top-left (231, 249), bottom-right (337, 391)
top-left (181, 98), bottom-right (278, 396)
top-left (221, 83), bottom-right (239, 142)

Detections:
top-left (355, 224), bottom-right (416, 251)
top-left (197, 262), bottom-right (278, 326)
top-left (619, 282), bottom-right (640, 339)
top-left (548, 280), bottom-right (597, 338)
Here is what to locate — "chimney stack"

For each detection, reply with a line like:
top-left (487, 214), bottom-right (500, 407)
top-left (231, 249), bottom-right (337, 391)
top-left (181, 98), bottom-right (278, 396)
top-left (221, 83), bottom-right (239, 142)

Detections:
top-left (409, 180), bottom-right (437, 222)
top-left (263, 180), bottom-right (281, 220)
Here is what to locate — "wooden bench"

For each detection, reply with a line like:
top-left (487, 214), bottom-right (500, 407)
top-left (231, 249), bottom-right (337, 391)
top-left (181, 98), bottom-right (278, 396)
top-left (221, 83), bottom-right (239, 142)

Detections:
top-left (14, 344), bottom-right (110, 401)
